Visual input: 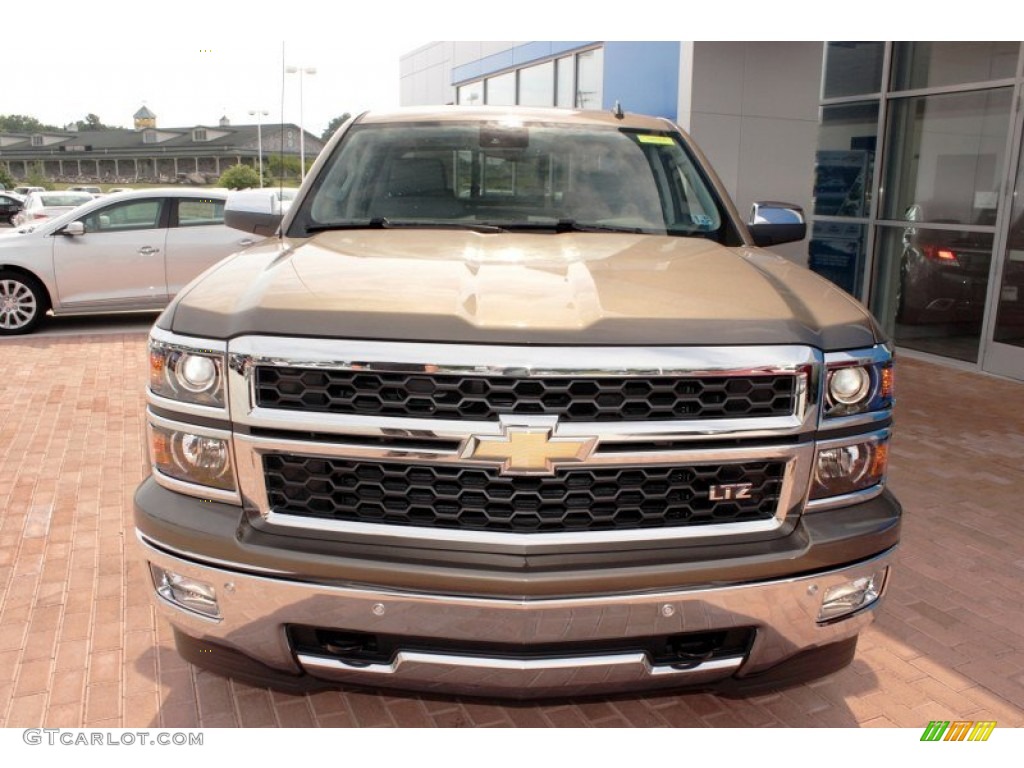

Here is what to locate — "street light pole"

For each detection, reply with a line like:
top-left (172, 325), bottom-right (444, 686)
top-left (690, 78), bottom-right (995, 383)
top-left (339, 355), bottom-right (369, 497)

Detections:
top-left (285, 65), bottom-right (316, 181)
top-left (248, 109), bottom-right (269, 187)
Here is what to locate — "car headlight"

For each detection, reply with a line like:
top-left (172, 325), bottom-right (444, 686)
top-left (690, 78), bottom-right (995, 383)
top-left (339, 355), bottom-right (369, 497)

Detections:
top-left (810, 433), bottom-right (889, 500)
top-left (150, 423), bottom-right (235, 492)
top-left (150, 339), bottom-right (225, 408)
top-left (823, 358), bottom-right (893, 418)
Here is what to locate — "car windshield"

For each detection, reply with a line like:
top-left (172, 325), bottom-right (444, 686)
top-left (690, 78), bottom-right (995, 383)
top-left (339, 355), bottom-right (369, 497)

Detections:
top-left (291, 120), bottom-right (727, 239)
top-left (39, 193), bottom-right (92, 206)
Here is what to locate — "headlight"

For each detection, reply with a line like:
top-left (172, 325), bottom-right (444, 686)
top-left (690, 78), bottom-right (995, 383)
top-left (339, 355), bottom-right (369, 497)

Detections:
top-left (810, 434), bottom-right (889, 499)
top-left (150, 423), bottom-right (235, 492)
top-left (150, 340), bottom-right (225, 407)
top-left (828, 366), bottom-right (870, 405)
top-left (823, 359), bottom-right (893, 418)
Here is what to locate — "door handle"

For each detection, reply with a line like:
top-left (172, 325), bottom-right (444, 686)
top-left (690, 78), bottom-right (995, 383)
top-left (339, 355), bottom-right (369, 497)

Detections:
top-left (138, 246), bottom-right (160, 255)
top-left (237, 239), bottom-right (256, 247)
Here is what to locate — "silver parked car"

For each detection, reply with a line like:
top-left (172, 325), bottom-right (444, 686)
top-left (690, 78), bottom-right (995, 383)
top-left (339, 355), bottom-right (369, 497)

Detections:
top-left (11, 190), bottom-right (94, 227)
top-left (0, 188), bottom-right (261, 334)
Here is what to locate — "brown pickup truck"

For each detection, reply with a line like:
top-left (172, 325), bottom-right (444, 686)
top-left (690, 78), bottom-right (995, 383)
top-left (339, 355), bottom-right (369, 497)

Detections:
top-left (134, 107), bottom-right (900, 699)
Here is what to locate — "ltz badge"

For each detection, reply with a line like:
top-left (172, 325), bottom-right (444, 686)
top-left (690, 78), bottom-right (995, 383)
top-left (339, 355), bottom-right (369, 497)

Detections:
top-left (709, 483), bottom-right (754, 501)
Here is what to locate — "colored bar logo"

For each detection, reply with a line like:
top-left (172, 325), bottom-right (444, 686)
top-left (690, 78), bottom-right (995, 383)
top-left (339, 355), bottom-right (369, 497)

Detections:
top-left (921, 720), bottom-right (996, 741)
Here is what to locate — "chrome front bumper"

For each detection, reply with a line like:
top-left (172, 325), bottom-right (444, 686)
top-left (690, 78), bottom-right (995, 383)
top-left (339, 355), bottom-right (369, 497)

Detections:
top-left (139, 535), bottom-right (893, 698)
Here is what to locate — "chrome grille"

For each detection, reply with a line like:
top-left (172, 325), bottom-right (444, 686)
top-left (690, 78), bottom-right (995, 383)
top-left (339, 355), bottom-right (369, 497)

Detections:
top-left (254, 368), bottom-right (798, 422)
top-left (263, 455), bottom-right (786, 533)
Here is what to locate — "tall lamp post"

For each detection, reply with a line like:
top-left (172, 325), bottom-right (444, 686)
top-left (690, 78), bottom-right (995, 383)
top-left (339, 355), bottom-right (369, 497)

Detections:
top-left (248, 109), bottom-right (269, 187)
top-left (285, 65), bottom-right (316, 181)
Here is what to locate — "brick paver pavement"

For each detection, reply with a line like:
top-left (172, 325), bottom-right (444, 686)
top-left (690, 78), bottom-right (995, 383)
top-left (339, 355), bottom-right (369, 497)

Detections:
top-left (1, 331), bottom-right (1022, 727)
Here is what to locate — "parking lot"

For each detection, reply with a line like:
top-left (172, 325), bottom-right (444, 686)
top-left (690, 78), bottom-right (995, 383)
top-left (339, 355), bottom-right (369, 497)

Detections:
top-left (0, 322), bottom-right (1022, 728)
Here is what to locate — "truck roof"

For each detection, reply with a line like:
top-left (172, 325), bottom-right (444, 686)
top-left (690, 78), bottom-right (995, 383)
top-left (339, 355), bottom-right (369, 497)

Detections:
top-left (355, 106), bottom-right (675, 132)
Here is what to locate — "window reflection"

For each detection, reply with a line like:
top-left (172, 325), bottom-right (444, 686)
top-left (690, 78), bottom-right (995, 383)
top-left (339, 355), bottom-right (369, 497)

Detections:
top-left (871, 225), bottom-right (993, 363)
top-left (556, 56), bottom-right (574, 108)
top-left (891, 42), bottom-right (1019, 91)
top-left (808, 221), bottom-right (866, 297)
top-left (992, 180), bottom-right (1024, 348)
top-left (457, 81), bottom-right (483, 106)
top-left (485, 72), bottom-right (516, 106)
top-left (823, 42), bottom-right (884, 99)
top-left (575, 49), bottom-right (603, 109)
top-left (882, 89), bottom-right (1012, 225)
top-left (813, 102), bottom-right (878, 218)
top-left (519, 61), bottom-right (554, 107)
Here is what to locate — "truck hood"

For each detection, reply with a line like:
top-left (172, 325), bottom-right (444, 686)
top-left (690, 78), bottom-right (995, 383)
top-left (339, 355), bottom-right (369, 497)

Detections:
top-left (164, 230), bottom-right (882, 349)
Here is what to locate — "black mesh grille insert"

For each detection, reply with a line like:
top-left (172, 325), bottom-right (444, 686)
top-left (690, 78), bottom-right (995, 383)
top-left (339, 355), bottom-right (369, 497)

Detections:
top-left (264, 455), bottom-right (785, 533)
top-left (254, 368), bottom-right (797, 422)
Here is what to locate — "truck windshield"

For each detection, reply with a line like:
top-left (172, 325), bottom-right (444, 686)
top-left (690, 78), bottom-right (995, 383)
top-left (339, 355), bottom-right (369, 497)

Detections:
top-left (291, 120), bottom-right (728, 239)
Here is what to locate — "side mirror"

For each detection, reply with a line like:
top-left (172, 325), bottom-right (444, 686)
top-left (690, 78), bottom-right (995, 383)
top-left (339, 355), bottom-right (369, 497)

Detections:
top-left (225, 190), bottom-right (284, 236)
top-left (747, 202), bottom-right (806, 247)
top-left (62, 221), bottom-right (85, 237)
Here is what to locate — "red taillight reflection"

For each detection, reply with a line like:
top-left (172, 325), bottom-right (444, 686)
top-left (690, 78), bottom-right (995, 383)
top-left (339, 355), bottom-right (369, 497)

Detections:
top-left (922, 244), bottom-right (959, 264)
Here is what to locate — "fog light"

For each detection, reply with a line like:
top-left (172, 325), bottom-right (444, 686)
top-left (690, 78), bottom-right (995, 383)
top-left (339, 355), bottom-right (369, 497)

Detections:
top-left (150, 564), bottom-right (221, 619)
top-left (818, 568), bottom-right (887, 622)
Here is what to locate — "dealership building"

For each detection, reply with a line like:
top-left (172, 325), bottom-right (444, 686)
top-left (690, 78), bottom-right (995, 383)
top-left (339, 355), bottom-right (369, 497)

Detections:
top-left (0, 107), bottom-right (324, 185)
top-left (399, 41), bottom-right (1024, 383)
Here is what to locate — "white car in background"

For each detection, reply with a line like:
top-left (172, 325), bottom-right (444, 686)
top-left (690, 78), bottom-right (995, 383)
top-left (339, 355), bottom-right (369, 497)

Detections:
top-left (11, 190), bottom-right (94, 227)
top-left (0, 188), bottom-right (261, 334)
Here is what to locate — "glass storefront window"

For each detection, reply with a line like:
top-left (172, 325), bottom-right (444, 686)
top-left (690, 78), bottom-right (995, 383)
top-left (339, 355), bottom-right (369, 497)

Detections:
top-left (518, 61), bottom-right (554, 107)
top-left (555, 56), bottom-right (574, 108)
top-left (823, 42), bottom-right (884, 99)
top-left (575, 48), bottom-right (603, 109)
top-left (992, 154), bottom-right (1024, 348)
top-left (881, 89), bottom-right (1013, 225)
top-left (814, 102), bottom-right (878, 217)
top-left (808, 221), bottom-right (868, 298)
top-left (457, 81), bottom-right (483, 106)
top-left (485, 72), bottom-right (516, 106)
top-left (870, 225), bottom-right (993, 363)
top-left (891, 42), bottom-right (1019, 92)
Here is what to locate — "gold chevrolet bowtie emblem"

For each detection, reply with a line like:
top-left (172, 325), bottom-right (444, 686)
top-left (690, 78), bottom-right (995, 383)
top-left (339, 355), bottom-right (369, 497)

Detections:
top-left (463, 427), bottom-right (597, 475)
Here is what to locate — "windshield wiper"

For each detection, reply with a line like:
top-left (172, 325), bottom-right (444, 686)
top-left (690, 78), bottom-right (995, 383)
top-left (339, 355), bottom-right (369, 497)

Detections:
top-left (497, 219), bottom-right (647, 235)
top-left (305, 218), bottom-right (504, 234)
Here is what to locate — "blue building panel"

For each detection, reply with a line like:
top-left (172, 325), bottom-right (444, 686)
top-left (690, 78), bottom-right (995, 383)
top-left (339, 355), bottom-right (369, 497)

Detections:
top-left (601, 42), bottom-right (680, 119)
top-left (453, 42), bottom-right (596, 84)
top-left (511, 41), bottom-right (594, 68)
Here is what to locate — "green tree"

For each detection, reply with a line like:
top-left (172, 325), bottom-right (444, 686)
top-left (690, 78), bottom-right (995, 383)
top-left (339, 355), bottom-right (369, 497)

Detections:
top-left (0, 114), bottom-right (60, 133)
top-left (78, 113), bottom-right (111, 131)
top-left (26, 162), bottom-right (51, 190)
top-left (0, 163), bottom-right (14, 190)
top-left (219, 164), bottom-right (261, 190)
top-left (266, 154), bottom-right (301, 179)
top-left (321, 113), bottom-right (351, 142)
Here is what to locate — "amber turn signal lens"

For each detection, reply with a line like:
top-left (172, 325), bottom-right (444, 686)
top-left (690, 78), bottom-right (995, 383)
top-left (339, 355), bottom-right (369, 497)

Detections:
top-left (149, 350), bottom-right (166, 390)
top-left (879, 365), bottom-right (894, 401)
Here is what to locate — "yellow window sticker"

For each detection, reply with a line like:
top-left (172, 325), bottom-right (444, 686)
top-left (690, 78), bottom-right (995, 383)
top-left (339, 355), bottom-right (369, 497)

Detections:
top-left (636, 134), bottom-right (675, 145)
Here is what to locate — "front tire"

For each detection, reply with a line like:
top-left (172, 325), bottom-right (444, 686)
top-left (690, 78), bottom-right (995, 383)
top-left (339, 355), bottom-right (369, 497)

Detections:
top-left (0, 271), bottom-right (48, 335)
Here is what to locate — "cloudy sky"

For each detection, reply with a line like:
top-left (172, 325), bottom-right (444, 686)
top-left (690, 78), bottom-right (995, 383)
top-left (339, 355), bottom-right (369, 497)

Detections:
top-left (1, 3), bottom-right (988, 137)
top-left (4, 6), bottom-right (424, 136)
